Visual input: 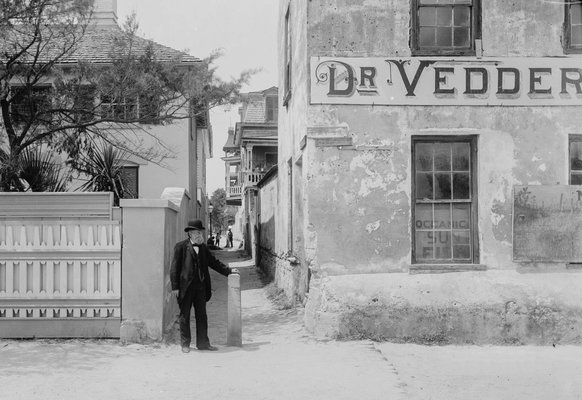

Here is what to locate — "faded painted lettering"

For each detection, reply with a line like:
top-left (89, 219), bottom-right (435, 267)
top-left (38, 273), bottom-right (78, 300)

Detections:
top-left (311, 57), bottom-right (582, 106)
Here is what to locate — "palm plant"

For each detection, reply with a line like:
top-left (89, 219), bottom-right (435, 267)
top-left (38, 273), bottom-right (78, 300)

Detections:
top-left (0, 146), bottom-right (69, 192)
top-left (75, 143), bottom-right (130, 206)
top-left (19, 148), bottom-right (70, 192)
top-left (0, 148), bottom-right (24, 191)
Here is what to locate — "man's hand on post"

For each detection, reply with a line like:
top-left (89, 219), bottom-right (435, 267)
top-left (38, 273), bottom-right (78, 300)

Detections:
top-left (172, 289), bottom-right (179, 299)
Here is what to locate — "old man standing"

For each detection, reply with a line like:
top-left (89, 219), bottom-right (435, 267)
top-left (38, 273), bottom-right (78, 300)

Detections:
top-left (170, 219), bottom-right (233, 353)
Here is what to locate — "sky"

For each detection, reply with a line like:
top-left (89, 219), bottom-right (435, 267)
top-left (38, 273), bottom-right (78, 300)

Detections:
top-left (116, 0), bottom-right (279, 196)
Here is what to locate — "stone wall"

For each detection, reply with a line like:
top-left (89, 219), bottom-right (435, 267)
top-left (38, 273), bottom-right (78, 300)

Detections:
top-left (306, 272), bottom-right (582, 345)
top-left (257, 246), bottom-right (302, 302)
top-left (258, 247), bottom-right (277, 281)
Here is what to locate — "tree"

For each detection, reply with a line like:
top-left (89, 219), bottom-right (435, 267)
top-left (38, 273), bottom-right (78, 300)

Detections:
top-left (0, 0), bottom-right (253, 191)
top-left (209, 188), bottom-right (236, 234)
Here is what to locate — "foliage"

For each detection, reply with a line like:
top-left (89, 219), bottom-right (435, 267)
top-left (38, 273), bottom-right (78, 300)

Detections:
top-left (19, 146), bottom-right (69, 191)
top-left (0, 145), bottom-right (69, 191)
top-left (75, 142), bottom-right (130, 206)
top-left (0, 0), bottom-right (254, 191)
top-left (209, 188), bottom-right (237, 234)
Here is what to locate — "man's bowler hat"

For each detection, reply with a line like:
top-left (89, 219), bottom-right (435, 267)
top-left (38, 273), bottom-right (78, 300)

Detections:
top-left (184, 219), bottom-right (205, 232)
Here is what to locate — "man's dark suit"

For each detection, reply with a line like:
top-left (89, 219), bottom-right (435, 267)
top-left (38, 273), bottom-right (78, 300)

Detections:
top-left (170, 239), bottom-right (231, 349)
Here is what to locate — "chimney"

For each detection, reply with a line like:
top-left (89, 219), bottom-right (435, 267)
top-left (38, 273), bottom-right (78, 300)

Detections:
top-left (92, 0), bottom-right (118, 26)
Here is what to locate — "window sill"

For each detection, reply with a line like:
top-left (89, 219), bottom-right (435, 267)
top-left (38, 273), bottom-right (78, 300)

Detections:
top-left (409, 264), bottom-right (486, 274)
top-left (411, 50), bottom-right (476, 57)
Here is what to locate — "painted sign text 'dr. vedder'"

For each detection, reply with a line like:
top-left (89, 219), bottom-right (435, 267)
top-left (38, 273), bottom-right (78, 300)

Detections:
top-left (311, 57), bottom-right (582, 106)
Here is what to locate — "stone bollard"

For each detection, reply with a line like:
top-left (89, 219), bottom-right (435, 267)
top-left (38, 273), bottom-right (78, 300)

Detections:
top-left (227, 270), bottom-right (242, 347)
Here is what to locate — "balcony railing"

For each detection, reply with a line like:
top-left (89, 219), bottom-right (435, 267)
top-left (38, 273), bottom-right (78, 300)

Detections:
top-left (245, 172), bottom-right (265, 184)
top-left (227, 185), bottom-right (242, 197)
top-left (226, 172), bottom-right (269, 199)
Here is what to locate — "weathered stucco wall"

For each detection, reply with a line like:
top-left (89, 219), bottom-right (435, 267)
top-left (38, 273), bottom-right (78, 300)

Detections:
top-left (483, 0), bottom-right (563, 57)
top-left (308, 0), bottom-right (410, 57)
top-left (306, 106), bottom-right (582, 274)
top-left (259, 175), bottom-right (277, 254)
top-left (307, 0), bottom-right (566, 57)
top-left (302, 0), bottom-right (582, 275)
top-left (277, 0), bottom-right (582, 342)
top-left (305, 272), bottom-right (582, 345)
top-left (258, 173), bottom-right (277, 279)
top-left (277, 0), bottom-right (311, 301)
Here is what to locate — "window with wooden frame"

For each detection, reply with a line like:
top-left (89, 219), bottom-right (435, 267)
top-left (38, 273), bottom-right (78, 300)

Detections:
top-left (72, 85), bottom-right (97, 124)
top-left (120, 165), bottom-right (139, 199)
top-left (265, 95), bottom-right (278, 122)
top-left (100, 95), bottom-right (137, 121)
top-left (569, 135), bottom-right (582, 184)
top-left (283, 5), bottom-right (292, 106)
top-left (412, 136), bottom-right (479, 264)
top-left (10, 86), bottom-right (52, 125)
top-left (139, 94), bottom-right (162, 124)
top-left (411, 0), bottom-right (481, 56)
top-left (564, 0), bottom-right (582, 53)
top-left (192, 101), bottom-right (208, 128)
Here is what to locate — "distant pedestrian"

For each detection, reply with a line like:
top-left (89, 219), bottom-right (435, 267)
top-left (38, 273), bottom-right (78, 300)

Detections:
top-left (170, 219), bottom-right (234, 353)
top-left (227, 227), bottom-right (233, 248)
top-left (215, 231), bottom-right (221, 247)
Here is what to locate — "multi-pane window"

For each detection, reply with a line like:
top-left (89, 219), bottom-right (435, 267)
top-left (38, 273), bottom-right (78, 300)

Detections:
top-left (119, 166), bottom-right (139, 199)
top-left (193, 101), bottom-right (208, 128)
top-left (413, 138), bottom-right (477, 263)
top-left (266, 96), bottom-right (278, 122)
top-left (412, 0), bottom-right (480, 55)
top-left (72, 85), bottom-right (96, 123)
top-left (10, 86), bottom-right (52, 125)
top-left (100, 95), bottom-right (161, 123)
top-left (100, 95), bottom-right (138, 120)
top-left (195, 113), bottom-right (208, 128)
top-left (565, 1), bottom-right (582, 53)
top-left (139, 94), bottom-right (162, 124)
top-left (569, 135), bottom-right (582, 184)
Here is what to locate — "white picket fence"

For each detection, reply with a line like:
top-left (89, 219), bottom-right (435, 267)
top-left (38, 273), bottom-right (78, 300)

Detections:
top-left (0, 220), bottom-right (121, 336)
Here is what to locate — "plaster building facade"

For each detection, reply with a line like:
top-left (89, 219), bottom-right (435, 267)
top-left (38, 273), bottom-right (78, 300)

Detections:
top-left (90, 0), bottom-right (213, 218)
top-left (222, 87), bottom-right (278, 258)
top-left (257, 166), bottom-right (278, 281)
top-left (276, 0), bottom-right (582, 344)
top-left (2, 0), bottom-right (212, 218)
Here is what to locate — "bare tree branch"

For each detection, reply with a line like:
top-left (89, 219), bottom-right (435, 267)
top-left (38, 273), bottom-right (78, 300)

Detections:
top-left (1, 2), bottom-right (254, 191)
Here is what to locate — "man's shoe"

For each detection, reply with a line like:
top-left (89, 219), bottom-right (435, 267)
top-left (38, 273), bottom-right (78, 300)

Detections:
top-left (181, 346), bottom-right (191, 353)
top-left (197, 345), bottom-right (218, 351)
